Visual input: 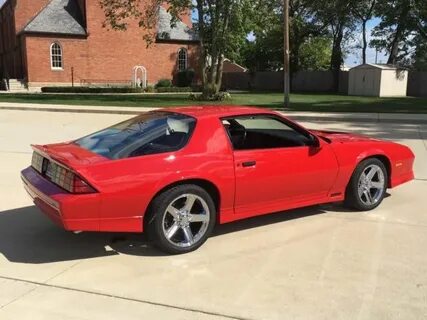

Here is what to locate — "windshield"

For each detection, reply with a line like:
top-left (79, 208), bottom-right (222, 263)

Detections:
top-left (75, 112), bottom-right (196, 159)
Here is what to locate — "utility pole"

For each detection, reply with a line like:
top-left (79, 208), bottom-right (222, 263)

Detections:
top-left (283, 0), bottom-right (290, 109)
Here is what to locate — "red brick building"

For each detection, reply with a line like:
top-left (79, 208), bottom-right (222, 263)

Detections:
top-left (0, 0), bottom-right (199, 91)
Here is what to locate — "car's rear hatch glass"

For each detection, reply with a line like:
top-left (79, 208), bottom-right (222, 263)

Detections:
top-left (74, 111), bottom-right (196, 159)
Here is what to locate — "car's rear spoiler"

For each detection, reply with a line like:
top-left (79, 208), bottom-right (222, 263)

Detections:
top-left (31, 143), bottom-right (107, 173)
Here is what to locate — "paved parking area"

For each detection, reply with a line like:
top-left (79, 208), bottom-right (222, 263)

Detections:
top-left (0, 110), bottom-right (426, 320)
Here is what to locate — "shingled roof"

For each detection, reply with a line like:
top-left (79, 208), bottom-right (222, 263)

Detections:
top-left (23, 0), bottom-right (86, 36)
top-left (157, 7), bottom-right (198, 42)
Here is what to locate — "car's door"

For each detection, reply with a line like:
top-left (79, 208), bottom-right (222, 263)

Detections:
top-left (223, 115), bottom-right (339, 218)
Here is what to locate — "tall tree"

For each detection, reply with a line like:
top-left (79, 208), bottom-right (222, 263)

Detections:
top-left (99, 0), bottom-right (258, 98)
top-left (241, 0), bottom-right (329, 72)
top-left (371, 0), bottom-right (426, 65)
top-left (315, 0), bottom-right (355, 90)
top-left (352, 0), bottom-right (376, 64)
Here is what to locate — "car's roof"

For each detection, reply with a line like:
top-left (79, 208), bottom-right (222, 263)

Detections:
top-left (157, 106), bottom-right (276, 119)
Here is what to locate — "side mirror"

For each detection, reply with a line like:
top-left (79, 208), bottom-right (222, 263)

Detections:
top-left (307, 134), bottom-right (320, 148)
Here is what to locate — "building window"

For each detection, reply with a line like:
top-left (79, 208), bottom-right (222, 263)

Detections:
top-left (50, 42), bottom-right (63, 69)
top-left (178, 48), bottom-right (188, 71)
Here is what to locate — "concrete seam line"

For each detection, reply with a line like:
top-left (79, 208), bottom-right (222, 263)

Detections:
top-left (418, 127), bottom-right (427, 152)
top-left (0, 285), bottom-right (39, 310)
top-left (43, 260), bottom-right (84, 284)
top-left (324, 213), bottom-right (427, 229)
top-left (0, 275), bottom-right (252, 320)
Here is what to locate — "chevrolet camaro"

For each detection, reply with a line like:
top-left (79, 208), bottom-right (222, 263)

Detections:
top-left (21, 106), bottom-right (415, 254)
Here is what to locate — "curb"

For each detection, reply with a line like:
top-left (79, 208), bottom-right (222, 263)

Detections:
top-left (0, 105), bottom-right (142, 115)
top-left (1, 104), bottom-right (427, 124)
top-left (286, 115), bottom-right (427, 124)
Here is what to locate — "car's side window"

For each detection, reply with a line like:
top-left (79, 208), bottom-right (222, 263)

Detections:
top-left (222, 116), bottom-right (311, 150)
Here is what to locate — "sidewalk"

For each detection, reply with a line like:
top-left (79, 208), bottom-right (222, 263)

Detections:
top-left (2, 102), bottom-right (427, 123)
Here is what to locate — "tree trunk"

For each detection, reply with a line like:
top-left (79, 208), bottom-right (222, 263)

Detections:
top-left (330, 24), bottom-right (344, 92)
top-left (387, 3), bottom-right (410, 65)
top-left (387, 23), bottom-right (403, 65)
top-left (215, 54), bottom-right (225, 92)
top-left (362, 19), bottom-right (367, 64)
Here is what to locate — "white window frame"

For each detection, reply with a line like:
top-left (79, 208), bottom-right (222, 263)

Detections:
top-left (178, 48), bottom-right (188, 71)
top-left (50, 42), bottom-right (63, 70)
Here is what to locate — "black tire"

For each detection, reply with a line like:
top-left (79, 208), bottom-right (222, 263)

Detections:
top-left (145, 184), bottom-right (216, 254)
top-left (344, 158), bottom-right (388, 211)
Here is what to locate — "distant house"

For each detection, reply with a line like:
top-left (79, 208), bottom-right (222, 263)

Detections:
top-left (0, 0), bottom-right (199, 91)
top-left (348, 64), bottom-right (408, 97)
top-left (223, 59), bottom-right (247, 73)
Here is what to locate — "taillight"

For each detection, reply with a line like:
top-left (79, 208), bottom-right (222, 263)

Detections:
top-left (42, 160), bottom-right (95, 194)
top-left (31, 152), bottom-right (44, 173)
top-left (72, 175), bottom-right (96, 194)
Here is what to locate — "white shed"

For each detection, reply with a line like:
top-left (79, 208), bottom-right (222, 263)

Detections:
top-left (348, 64), bottom-right (408, 97)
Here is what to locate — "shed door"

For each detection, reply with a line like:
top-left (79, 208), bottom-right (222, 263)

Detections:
top-left (362, 69), bottom-right (376, 96)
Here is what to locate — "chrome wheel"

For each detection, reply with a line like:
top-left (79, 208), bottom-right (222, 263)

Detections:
top-left (162, 194), bottom-right (210, 248)
top-left (357, 164), bottom-right (385, 206)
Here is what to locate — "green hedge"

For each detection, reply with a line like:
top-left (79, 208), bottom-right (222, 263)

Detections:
top-left (155, 79), bottom-right (172, 88)
top-left (41, 86), bottom-right (194, 94)
top-left (41, 87), bottom-right (145, 94)
top-left (176, 69), bottom-right (195, 87)
top-left (156, 87), bottom-right (192, 93)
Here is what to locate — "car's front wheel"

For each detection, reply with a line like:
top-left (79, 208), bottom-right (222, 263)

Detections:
top-left (345, 158), bottom-right (388, 211)
top-left (146, 184), bottom-right (216, 254)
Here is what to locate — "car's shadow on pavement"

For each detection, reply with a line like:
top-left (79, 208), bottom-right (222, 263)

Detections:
top-left (0, 204), bottom-right (341, 263)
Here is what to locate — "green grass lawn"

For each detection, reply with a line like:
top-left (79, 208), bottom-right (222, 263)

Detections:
top-left (1, 92), bottom-right (427, 113)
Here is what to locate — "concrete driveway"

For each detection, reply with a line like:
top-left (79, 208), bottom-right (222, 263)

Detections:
top-left (0, 110), bottom-right (426, 320)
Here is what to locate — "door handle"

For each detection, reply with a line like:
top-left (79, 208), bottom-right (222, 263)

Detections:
top-left (242, 161), bottom-right (256, 167)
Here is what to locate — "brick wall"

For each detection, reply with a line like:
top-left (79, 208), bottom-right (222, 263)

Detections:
top-left (0, 0), bottom-right (17, 78)
top-left (25, 1), bottom-right (199, 86)
top-left (25, 36), bottom-right (89, 84)
top-left (2, 0), bottom-right (199, 87)
top-left (0, 0), bottom-right (50, 79)
top-left (80, 1), bottom-right (198, 85)
top-left (13, 0), bottom-right (50, 32)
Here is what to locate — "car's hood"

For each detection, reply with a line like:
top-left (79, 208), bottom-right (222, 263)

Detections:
top-left (310, 130), bottom-right (381, 144)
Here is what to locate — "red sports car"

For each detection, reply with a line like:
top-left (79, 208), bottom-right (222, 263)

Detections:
top-left (21, 106), bottom-right (414, 253)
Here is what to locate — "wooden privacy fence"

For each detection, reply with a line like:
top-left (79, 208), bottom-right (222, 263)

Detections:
top-left (223, 70), bottom-right (427, 97)
top-left (407, 72), bottom-right (427, 97)
top-left (222, 71), bottom-right (349, 94)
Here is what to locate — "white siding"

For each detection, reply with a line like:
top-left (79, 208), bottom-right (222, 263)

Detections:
top-left (348, 64), bottom-right (407, 97)
top-left (379, 69), bottom-right (408, 97)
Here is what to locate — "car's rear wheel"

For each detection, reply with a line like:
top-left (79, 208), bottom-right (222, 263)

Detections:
top-left (146, 184), bottom-right (216, 254)
top-left (344, 158), bottom-right (388, 211)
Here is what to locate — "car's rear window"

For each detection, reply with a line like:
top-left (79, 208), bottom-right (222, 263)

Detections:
top-left (75, 112), bottom-right (196, 159)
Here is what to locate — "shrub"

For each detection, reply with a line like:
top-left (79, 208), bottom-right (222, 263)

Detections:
top-left (176, 68), bottom-right (195, 87)
top-left (189, 92), bottom-right (232, 101)
top-left (41, 86), bottom-right (144, 94)
top-left (144, 85), bottom-right (155, 93)
top-left (156, 86), bottom-right (192, 93)
top-left (40, 85), bottom-right (198, 94)
top-left (155, 79), bottom-right (172, 88)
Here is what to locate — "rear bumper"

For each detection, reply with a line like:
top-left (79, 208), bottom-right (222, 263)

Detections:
top-left (21, 167), bottom-right (100, 231)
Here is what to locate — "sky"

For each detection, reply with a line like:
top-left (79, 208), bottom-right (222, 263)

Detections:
top-left (344, 18), bottom-right (388, 67)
